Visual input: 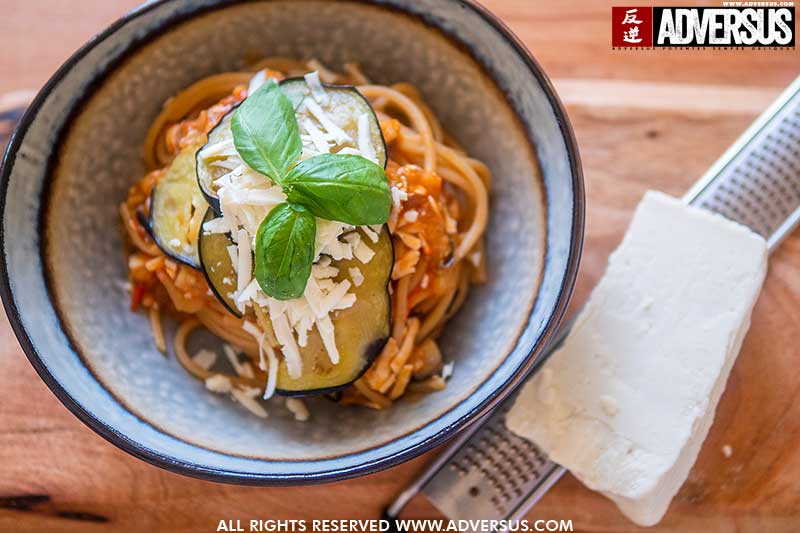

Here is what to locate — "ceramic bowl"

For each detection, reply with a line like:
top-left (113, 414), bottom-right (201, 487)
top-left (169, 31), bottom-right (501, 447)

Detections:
top-left (0, 0), bottom-right (583, 484)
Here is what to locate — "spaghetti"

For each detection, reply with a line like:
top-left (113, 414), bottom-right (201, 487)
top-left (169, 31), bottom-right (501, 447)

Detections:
top-left (122, 59), bottom-right (490, 413)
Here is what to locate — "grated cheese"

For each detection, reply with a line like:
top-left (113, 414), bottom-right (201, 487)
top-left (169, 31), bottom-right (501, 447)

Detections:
top-left (304, 71), bottom-right (329, 106)
top-left (192, 348), bottom-right (217, 371)
top-left (242, 321), bottom-right (278, 400)
top-left (199, 138), bottom-right (237, 160)
top-left (391, 186), bottom-right (408, 209)
top-left (248, 69), bottom-right (267, 96)
top-left (203, 217), bottom-right (229, 235)
top-left (442, 361), bottom-right (455, 380)
top-left (361, 225), bottom-right (379, 243)
top-left (286, 398), bottom-right (310, 422)
top-left (223, 344), bottom-right (254, 379)
top-left (352, 237), bottom-right (376, 264)
top-left (316, 314), bottom-right (339, 364)
top-left (226, 245), bottom-right (239, 274)
top-left (403, 210), bottom-right (419, 223)
top-left (349, 267), bottom-right (365, 287)
top-left (357, 113), bottom-right (378, 163)
top-left (268, 300), bottom-right (303, 378)
top-left (205, 374), bottom-right (232, 393)
top-left (236, 228), bottom-right (252, 296)
top-left (231, 386), bottom-right (268, 418)
top-left (304, 98), bottom-right (351, 144)
top-left (303, 118), bottom-right (331, 154)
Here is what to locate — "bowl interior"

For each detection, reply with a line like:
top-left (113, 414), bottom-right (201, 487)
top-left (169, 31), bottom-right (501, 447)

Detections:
top-left (2, 0), bottom-right (580, 481)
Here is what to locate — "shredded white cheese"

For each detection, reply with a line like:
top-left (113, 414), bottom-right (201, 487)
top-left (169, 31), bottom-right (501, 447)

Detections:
top-left (303, 98), bottom-right (351, 144)
top-left (205, 374), bottom-right (232, 393)
top-left (248, 70), bottom-right (267, 95)
top-left (286, 398), bottom-right (310, 422)
top-left (303, 118), bottom-right (331, 154)
top-left (357, 113), bottom-right (377, 163)
top-left (192, 349), bottom-right (217, 371)
top-left (226, 245), bottom-right (239, 274)
top-left (349, 267), bottom-right (365, 287)
top-left (231, 386), bottom-right (268, 418)
top-left (403, 210), bottom-right (419, 223)
top-left (442, 361), bottom-right (455, 380)
top-left (223, 344), bottom-right (254, 379)
top-left (236, 228), bottom-right (252, 298)
top-left (304, 71), bottom-right (329, 106)
top-left (391, 186), bottom-right (408, 209)
top-left (203, 217), bottom-right (229, 235)
top-left (268, 301), bottom-right (303, 378)
top-left (199, 138), bottom-right (237, 159)
top-left (361, 225), bottom-right (379, 243)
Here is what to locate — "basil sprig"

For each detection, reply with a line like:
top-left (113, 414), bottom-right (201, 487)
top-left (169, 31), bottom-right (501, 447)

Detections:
top-left (232, 81), bottom-right (390, 300)
top-left (284, 154), bottom-right (391, 225)
top-left (254, 203), bottom-right (316, 300)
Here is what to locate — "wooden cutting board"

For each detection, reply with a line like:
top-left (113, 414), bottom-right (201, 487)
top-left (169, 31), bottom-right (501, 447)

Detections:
top-left (1, 1), bottom-right (799, 531)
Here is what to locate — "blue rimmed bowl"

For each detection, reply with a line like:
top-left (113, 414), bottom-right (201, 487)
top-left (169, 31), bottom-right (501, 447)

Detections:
top-left (0, 0), bottom-right (583, 484)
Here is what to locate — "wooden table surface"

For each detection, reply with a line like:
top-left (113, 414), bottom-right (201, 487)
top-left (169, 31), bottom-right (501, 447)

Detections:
top-left (1, 1), bottom-right (799, 532)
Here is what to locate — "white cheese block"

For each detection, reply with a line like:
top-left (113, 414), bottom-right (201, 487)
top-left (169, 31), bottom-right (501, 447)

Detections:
top-left (506, 191), bottom-right (768, 526)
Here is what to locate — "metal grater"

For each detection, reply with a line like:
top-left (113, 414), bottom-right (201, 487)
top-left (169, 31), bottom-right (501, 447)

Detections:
top-left (386, 75), bottom-right (800, 528)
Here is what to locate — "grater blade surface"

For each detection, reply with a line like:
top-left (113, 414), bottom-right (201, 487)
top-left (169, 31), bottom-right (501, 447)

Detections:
top-left (388, 76), bottom-right (800, 528)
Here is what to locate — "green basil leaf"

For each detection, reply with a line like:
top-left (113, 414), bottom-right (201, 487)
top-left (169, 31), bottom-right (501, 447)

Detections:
top-left (232, 80), bottom-right (302, 183)
top-left (283, 154), bottom-right (391, 226)
top-left (254, 202), bottom-right (316, 300)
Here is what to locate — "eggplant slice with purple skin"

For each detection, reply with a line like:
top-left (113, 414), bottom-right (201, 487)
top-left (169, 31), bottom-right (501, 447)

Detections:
top-left (195, 78), bottom-right (387, 214)
top-left (275, 226), bottom-right (393, 396)
top-left (149, 147), bottom-right (207, 268)
top-left (198, 208), bottom-right (242, 318)
top-left (279, 77), bottom-right (387, 169)
top-left (200, 218), bottom-right (393, 395)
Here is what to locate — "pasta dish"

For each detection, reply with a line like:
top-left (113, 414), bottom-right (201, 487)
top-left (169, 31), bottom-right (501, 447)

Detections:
top-left (120, 58), bottom-right (489, 420)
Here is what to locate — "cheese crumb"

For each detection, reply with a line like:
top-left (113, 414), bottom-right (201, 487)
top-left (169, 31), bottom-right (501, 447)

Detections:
top-left (286, 398), bottom-right (310, 422)
top-left (357, 113), bottom-right (377, 163)
top-left (403, 210), bottom-right (419, 223)
top-left (442, 361), bottom-right (454, 380)
top-left (248, 70), bottom-right (267, 95)
top-left (223, 344), bottom-right (254, 379)
top-left (191, 349), bottom-right (217, 371)
top-left (204, 374), bottom-right (232, 393)
top-left (231, 387), bottom-right (268, 418)
top-left (304, 71), bottom-right (329, 105)
top-left (722, 445), bottom-right (733, 458)
top-left (349, 267), bottom-right (365, 287)
top-left (391, 186), bottom-right (408, 209)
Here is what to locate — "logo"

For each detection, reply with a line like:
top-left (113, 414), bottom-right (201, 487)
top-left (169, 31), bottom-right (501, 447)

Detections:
top-left (612, 7), bottom-right (654, 47)
top-left (613, 6), bottom-right (795, 48)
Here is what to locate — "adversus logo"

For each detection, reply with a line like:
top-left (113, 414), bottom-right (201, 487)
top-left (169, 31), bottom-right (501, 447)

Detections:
top-left (612, 6), bottom-right (795, 48)
top-left (655, 7), bottom-right (794, 46)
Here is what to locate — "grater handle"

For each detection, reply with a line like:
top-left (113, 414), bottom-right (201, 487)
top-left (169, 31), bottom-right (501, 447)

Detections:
top-left (387, 75), bottom-right (800, 527)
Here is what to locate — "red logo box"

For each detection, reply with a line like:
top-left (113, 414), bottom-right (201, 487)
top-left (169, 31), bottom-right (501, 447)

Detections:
top-left (612, 6), bottom-right (653, 47)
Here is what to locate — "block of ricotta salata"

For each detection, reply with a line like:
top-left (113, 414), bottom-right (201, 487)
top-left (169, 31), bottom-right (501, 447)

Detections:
top-left (506, 191), bottom-right (768, 526)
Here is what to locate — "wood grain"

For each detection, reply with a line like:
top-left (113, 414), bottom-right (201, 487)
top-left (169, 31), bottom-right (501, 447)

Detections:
top-left (1, 1), bottom-right (799, 532)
